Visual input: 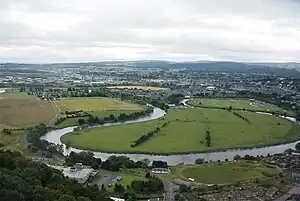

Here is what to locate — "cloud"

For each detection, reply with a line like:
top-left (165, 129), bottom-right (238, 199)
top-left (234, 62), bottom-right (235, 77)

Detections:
top-left (0, 0), bottom-right (299, 62)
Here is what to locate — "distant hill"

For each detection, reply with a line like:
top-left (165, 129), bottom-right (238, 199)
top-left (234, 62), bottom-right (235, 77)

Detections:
top-left (127, 61), bottom-right (300, 77)
top-left (1, 61), bottom-right (300, 77)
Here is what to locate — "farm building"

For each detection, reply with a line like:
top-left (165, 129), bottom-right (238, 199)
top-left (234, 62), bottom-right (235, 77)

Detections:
top-left (51, 163), bottom-right (95, 183)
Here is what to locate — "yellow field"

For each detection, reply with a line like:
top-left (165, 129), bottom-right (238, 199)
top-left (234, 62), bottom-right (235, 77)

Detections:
top-left (107, 85), bottom-right (169, 91)
top-left (54, 97), bottom-right (144, 112)
top-left (0, 92), bottom-right (57, 127)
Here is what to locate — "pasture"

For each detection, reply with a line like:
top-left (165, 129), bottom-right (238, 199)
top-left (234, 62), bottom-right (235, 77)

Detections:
top-left (107, 85), bottom-right (169, 91)
top-left (61, 107), bottom-right (300, 154)
top-left (187, 98), bottom-right (294, 116)
top-left (0, 92), bottom-right (56, 127)
top-left (171, 162), bottom-right (279, 185)
top-left (54, 97), bottom-right (144, 112)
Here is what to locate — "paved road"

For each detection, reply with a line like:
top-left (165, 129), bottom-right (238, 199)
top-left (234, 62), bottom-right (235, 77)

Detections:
top-left (159, 176), bottom-right (179, 201)
top-left (19, 134), bottom-right (29, 148)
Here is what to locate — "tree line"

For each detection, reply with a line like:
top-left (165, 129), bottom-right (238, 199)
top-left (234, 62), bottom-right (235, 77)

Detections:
top-left (0, 150), bottom-right (111, 201)
top-left (131, 127), bottom-right (161, 148)
top-left (26, 124), bottom-right (63, 155)
top-left (56, 108), bottom-right (154, 127)
top-left (65, 152), bottom-right (150, 171)
top-left (232, 112), bottom-right (251, 124)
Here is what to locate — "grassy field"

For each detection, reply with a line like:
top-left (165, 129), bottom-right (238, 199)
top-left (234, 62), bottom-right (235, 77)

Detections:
top-left (172, 162), bottom-right (280, 184)
top-left (57, 110), bottom-right (144, 127)
top-left (61, 107), bottom-right (300, 154)
top-left (107, 85), bottom-right (169, 91)
top-left (0, 92), bottom-right (56, 127)
top-left (54, 97), bottom-right (144, 112)
top-left (187, 98), bottom-right (294, 116)
top-left (0, 130), bottom-right (27, 153)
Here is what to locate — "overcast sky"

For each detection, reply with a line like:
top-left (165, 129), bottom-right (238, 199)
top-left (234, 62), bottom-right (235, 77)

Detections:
top-left (0, 0), bottom-right (300, 63)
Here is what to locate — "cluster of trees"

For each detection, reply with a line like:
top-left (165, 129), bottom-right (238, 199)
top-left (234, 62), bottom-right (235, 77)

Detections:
top-left (130, 176), bottom-right (164, 194)
top-left (131, 127), bottom-right (161, 148)
top-left (113, 176), bottom-right (163, 199)
top-left (233, 154), bottom-right (257, 161)
top-left (167, 93), bottom-right (185, 105)
top-left (195, 158), bottom-right (205, 164)
top-left (0, 150), bottom-right (111, 201)
top-left (77, 108), bottom-right (154, 126)
top-left (65, 152), bottom-right (102, 169)
top-left (65, 153), bottom-right (150, 171)
top-left (149, 99), bottom-right (169, 111)
top-left (101, 155), bottom-right (149, 171)
top-left (2, 128), bottom-right (12, 135)
top-left (232, 112), bottom-right (251, 123)
top-left (295, 142), bottom-right (300, 150)
top-left (152, 160), bottom-right (168, 168)
top-left (26, 124), bottom-right (63, 155)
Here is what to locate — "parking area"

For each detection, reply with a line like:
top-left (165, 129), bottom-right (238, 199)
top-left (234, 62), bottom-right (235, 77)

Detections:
top-left (91, 171), bottom-right (120, 188)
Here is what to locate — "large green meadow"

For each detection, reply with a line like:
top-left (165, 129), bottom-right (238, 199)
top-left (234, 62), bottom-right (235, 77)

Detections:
top-left (172, 162), bottom-right (280, 184)
top-left (187, 98), bottom-right (294, 116)
top-left (61, 107), bottom-right (300, 154)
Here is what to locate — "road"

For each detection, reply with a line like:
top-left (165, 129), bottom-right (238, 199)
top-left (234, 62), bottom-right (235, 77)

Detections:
top-left (19, 134), bottom-right (29, 148)
top-left (159, 176), bottom-right (179, 201)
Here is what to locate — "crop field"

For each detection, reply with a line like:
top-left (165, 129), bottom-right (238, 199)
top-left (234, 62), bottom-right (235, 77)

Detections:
top-left (187, 98), bottom-right (294, 116)
top-left (107, 85), bottom-right (169, 91)
top-left (54, 97), bottom-right (144, 112)
top-left (61, 107), bottom-right (300, 154)
top-left (0, 92), bottom-right (56, 127)
top-left (171, 162), bottom-right (279, 184)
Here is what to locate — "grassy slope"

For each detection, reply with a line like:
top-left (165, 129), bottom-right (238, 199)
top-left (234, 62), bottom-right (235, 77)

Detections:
top-left (178, 162), bottom-right (279, 184)
top-left (188, 98), bottom-right (294, 116)
top-left (0, 131), bottom-right (27, 153)
top-left (61, 108), bottom-right (299, 154)
top-left (54, 97), bottom-right (144, 112)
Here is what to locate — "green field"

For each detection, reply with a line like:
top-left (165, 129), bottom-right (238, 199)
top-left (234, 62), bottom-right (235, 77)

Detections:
top-left (175, 162), bottom-right (279, 184)
top-left (57, 110), bottom-right (144, 127)
top-left (187, 98), bottom-right (294, 116)
top-left (55, 97), bottom-right (143, 112)
top-left (61, 107), bottom-right (300, 154)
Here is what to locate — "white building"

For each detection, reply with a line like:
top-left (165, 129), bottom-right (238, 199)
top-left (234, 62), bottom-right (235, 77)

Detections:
top-left (110, 197), bottom-right (125, 201)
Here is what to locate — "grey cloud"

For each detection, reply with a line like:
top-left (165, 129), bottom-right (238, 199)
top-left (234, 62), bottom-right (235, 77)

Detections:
top-left (0, 0), bottom-right (299, 62)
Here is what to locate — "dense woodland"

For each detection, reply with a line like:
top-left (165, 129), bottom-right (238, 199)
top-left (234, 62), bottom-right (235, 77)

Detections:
top-left (0, 150), bottom-right (112, 201)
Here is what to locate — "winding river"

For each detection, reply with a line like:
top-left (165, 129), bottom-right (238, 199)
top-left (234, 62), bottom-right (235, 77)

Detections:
top-left (41, 101), bottom-right (300, 165)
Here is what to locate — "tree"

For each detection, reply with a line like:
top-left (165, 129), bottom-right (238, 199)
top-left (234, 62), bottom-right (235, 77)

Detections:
top-left (228, 106), bottom-right (233, 111)
top-left (123, 190), bottom-right (137, 201)
top-left (295, 142), bottom-right (300, 150)
top-left (58, 195), bottom-right (76, 201)
top-left (233, 154), bottom-right (241, 160)
top-left (78, 118), bottom-right (85, 125)
top-left (205, 130), bottom-right (211, 147)
top-left (195, 158), bottom-right (204, 164)
top-left (114, 183), bottom-right (125, 193)
top-left (145, 172), bottom-right (150, 179)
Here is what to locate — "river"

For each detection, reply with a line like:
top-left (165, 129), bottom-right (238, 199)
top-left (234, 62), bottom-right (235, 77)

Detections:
top-left (41, 103), bottom-right (300, 165)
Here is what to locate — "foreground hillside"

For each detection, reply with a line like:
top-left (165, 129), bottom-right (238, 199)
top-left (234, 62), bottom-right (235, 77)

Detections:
top-left (0, 150), bottom-right (111, 201)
